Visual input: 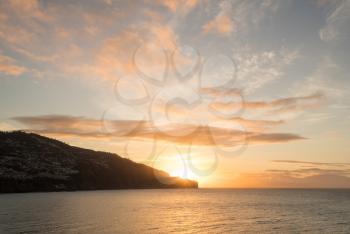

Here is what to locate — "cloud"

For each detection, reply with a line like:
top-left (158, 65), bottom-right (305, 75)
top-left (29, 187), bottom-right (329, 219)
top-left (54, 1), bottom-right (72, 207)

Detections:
top-left (294, 57), bottom-right (345, 100)
top-left (0, 0), bottom-right (290, 88)
top-left (0, 0), bottom-right (56, 60)
top-left (156, 0), bottom-right (198, 14)
top-left (246, 92), bottom-right (325, 114)
top-left (0, 0), bottom-right (286, 84)
top-left (230, 0), bottom-right (279, 32)
top-left (151, 87), bottom-right (292, 131)
top-left (267, 168), bottom-right (350, 176)
top-left (153, 87), bottom-right (324, 134)
top-left (319, 0), bottom-right (350, 42)
top-left (0, 53), bottom-right (27, 76)
top-left (233, 172), bottom-right (350, 188)
top-left (271, 160), bottom-right (350, 167)
top-left (228, 117), bottom-right (284, 131)
top-left (12, 115), bottom-right (306, 146)
top-left (0, 0), bottom-right (150, 80)
top-left (152, 99), bottom-right (287, 133)
top-left (233, 159), bottom-right (350, 188)
top-left (94, 30), bottom-right (143, 79)
top-left (316, 0), bottom-right (342, 6)
top-left (288, 56), bottom-right (346, 121)
top-left (93, 22), bottom-right (180, 82)
top-left (248, 133), bottom-right (306, 143)
top-left (201, 87), bottom-right (325, 115)
top-left (201, 0), bottom-right (279, 38)
top-left (203, 15), bottom-right (234, 36)
top-left (230, 47), bottom-right (300, 94)
top-left (202, 0), bottom-right (279, 37)
top-left (202, 1), bottom-right (234, 36)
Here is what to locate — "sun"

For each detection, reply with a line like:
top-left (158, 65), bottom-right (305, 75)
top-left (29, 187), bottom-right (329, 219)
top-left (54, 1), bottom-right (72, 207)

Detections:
top-left (169, 167), bottom-right (198, 180)
top-left (155, 152), bottom-right (199, 181)
top-left (169, 168), bottom-right (185, 178)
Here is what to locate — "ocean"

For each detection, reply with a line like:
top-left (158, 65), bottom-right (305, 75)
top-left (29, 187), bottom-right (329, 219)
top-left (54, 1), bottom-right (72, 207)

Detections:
top-left (0, 189), bottom-right (349, 233)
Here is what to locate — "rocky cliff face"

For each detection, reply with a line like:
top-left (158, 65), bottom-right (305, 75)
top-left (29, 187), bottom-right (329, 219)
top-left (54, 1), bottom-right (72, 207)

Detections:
top-left (0, 131), bottom-right (198, 193)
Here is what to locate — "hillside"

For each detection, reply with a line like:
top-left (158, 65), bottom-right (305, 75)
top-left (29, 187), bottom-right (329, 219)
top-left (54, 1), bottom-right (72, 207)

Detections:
top-left (0, 131), bottom-right (198, 193)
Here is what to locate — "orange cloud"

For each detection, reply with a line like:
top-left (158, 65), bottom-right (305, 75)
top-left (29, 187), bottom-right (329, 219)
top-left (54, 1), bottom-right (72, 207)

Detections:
top-left (271, 160), bottom-right (350, 167)
top-left (227, 117), bottom-right (284, 131)
top-left (0, 53), bottom-right (26, 76)
top-left (233, 161), bottom-right (350, 188)
top-left (12, 115), bottom-right (306, 146)
top-left (202, 1), bottom-right (234, 36)
top-left (232, 159), bottom-right (350, 188)
top-left (203, 15), bottom-right (234, 36)
top-left (94, 23), bottom-right (179, 81)
top-left (202, 88), bottom-right (325, 114)
top-left (156, 0), bottom-right (198, 13)
top-left (7, 0), bottom-right (50, 21)
top-left (233, 172), bottom-right (350, 188)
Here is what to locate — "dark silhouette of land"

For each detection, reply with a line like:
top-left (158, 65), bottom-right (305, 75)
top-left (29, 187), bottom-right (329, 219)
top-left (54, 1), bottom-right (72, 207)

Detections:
top-left (0, 131), bottom-right (198, 193)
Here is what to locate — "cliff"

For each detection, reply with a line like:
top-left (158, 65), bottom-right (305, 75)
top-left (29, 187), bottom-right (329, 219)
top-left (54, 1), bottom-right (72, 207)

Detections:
top-left (0, 131), bottom-right (198, 193)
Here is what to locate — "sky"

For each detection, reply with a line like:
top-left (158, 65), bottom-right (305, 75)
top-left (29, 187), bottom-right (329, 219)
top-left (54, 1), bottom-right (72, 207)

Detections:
top-left (0, 0), bottom-right (350, 188)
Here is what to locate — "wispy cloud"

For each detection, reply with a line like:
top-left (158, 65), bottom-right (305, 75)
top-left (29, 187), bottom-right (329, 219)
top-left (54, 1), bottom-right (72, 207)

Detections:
top-left (319, 0), bottom-right (350, 42)
top-left (272, 160), bottom-right (350, 167)
top-left (12, 115), bottom-right (306, 146)
top-left (229, 0), bottom-right (279, 32)
top-left (203, 1), bottom-right (234, 36)
top-left (233, 172), bottom-right (350, 188)
top-left (0, 0), bottom-right (156, 80)
top-left (294, 57), bottom-right (345, 99)
top-left (202, 88), bottom-right (325, 115)
top-left (227, 117), bottom-right (284, 131)
top-left (156, 0), bottom-right (199, 14)
top-left (234, 159), bottom-right (350, 188)
top-left (0, 53), bottom-right (27, 76)
top-left (94, 22), bottom-right (180, 81)
top-left (245, 92), bottom-right (325, 114)
top-left (232, 48), bottom-right (300, 94)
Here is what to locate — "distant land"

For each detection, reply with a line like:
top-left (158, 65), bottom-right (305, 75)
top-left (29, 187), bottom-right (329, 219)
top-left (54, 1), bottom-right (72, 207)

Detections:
top-left (0, 131), bottom-right (198, 193)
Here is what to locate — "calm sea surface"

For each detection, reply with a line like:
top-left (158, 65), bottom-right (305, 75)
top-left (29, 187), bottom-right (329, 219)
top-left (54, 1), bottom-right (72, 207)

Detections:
top-left (0, 189), bottom-right (350, 233)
